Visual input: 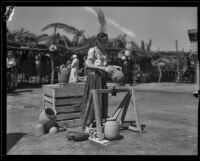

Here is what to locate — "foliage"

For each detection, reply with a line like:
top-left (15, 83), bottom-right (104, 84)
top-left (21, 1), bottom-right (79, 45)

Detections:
top-left (93, 7), bottom-right (107, 33)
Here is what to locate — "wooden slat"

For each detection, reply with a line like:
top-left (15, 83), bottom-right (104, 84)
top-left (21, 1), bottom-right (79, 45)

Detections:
top-left (56, 119), bottom-right (82, 128)
top-left (43, 83), bottom-right (85, 98)
top-left (56, 104), bottom-right (80, 114)
top-left (44, 102), bottom-right (81, 113)
top-left (44, 101), bottom-right (53, 109)
top-left (55, 97), bottom-right (83, 106)
top-left (55, 84), bottom-right (85, 97)
top-left (43, 96), bottom-right (53, 104)
top-left (56, 112), bottom-right (80, 121)
top-left (43, 87), bottom-right (55, 98)
top-left (96, 88), bottom-right (130, 94)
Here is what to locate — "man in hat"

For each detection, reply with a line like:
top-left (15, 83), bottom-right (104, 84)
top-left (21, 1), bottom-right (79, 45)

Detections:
top-left (121, 55), bottom-right (133, 86)
top-left (69, 54), bottom-right (79, 83)
top-left (7, 50), bottom-right (17, 91)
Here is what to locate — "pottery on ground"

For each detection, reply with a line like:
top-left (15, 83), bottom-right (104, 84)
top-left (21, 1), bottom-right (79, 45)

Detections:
top-left (38, 107), bottom-right (57, 132)
top-left (34, 123), bottom-right (45, 137)
top-left (104, 120), bottom-right (120, 140)
top-left (49, 126), bottom-right (58, 134)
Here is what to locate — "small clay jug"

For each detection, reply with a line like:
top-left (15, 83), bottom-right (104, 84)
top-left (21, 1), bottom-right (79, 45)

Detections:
top-left (104, 120), bottom-right (120, 140)
top-left (38, 108), bottom-right (57, 132)
top-left (34, 123), bottom-right (45, 137)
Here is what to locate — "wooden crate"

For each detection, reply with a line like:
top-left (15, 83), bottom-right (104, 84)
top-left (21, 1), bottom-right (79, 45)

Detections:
top-left (42, 83), bottom-right (85, 128)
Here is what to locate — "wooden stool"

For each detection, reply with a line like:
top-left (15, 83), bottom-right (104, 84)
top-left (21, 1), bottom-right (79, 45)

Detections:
top-left (82, 86), bottom-right (142, 141)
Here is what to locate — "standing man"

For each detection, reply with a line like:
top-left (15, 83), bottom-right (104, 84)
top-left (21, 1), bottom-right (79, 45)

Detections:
top-left (7, 51), bottom-right (17, 92)
top-left (121, 56), bottom-right (133, 86)
top-left (69, 54), bottom-right (79, 83)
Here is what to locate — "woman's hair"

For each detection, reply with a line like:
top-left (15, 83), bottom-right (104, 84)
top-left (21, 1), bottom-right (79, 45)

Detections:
top-left (96, 32), bottom-right (108, 42)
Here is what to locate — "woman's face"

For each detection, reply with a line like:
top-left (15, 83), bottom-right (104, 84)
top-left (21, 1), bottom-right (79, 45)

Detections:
top-left (97, 39), bottom-right (108, 49)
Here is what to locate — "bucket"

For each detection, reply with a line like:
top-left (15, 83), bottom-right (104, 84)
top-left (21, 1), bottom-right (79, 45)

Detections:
top-left (38, 108), bottom-right (57, 132)
top-left (104, 120), bottom-right (120, 140)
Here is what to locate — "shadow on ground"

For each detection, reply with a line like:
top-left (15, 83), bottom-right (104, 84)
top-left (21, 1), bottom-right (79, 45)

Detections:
top-left (7, 92), bottom-right (22, 96)
top-left (17, 83), bottom-right (43, 89)
top-left (7, 133), bottom-right (26, 153)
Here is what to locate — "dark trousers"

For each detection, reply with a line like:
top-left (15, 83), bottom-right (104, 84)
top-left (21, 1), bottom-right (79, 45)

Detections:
top-left (124, 72), bottom-right (133, 85)
top-left (7, 68), bottom-right (17, 91)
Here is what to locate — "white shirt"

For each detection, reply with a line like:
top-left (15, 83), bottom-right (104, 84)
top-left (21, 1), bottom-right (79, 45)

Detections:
top-left (69, 58), bottom-right (79, 83)
top-left (86, 46), bottom-right (108, 67)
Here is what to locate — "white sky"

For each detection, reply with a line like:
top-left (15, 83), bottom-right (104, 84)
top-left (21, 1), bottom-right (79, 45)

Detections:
top-left (7, 7), bottom-right (197, 51)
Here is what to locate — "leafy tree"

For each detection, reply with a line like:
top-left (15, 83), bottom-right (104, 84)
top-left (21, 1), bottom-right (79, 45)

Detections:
top-left (146, 39), bottom-right (152, 52)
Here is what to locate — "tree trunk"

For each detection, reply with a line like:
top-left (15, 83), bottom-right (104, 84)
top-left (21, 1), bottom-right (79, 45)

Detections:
top-left (38, 54), bottom-right (42, 84)
top-left (50, 53), bottom-right (54, 84)
top-left (197, 62), bottom-right (199, 90)
top-left (158, 64), bottom-right (162, 83)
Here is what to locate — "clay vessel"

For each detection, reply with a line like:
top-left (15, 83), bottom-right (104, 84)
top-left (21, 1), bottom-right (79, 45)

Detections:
top-left (49, 126), bottom-right (58, 134)
top-left (34, 123), bottom-right (45, 137)
top-left (104, 120), bottom-right (120, 140)
top-left (38, 108), bottom-right (57, 132)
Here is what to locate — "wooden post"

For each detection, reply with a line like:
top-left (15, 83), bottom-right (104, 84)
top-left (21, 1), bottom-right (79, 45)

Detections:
top-left (158, 63), bottom-right (162, 83)
top-left (176, 40), bottom-right (180, 82)
top-left (92, 90), bottom-right (104, 141)
top-left (81, 92), bottom-right (92, 130)
top-left (129, 89), bottom-right (142, 132)
top-left (111, 92), bottom-right (131, 120)
top-left (50, 52), bottom-right (54, 84)
top-left (197, 61), bottom-right (199, 91)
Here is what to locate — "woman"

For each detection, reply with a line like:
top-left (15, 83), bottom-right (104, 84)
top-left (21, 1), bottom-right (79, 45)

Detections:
top-left (80, 33), bottom-right (110, 130)
top-left (69, 54), bottom-right (79, 83)
top-left (57, 60), bottom-right (72, 84)
top-left (7, 51), bottom-right (17, 92)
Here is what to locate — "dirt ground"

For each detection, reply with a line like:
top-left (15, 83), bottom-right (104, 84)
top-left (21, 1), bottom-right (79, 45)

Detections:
top-left (6, 83), bottom-right (198, 155)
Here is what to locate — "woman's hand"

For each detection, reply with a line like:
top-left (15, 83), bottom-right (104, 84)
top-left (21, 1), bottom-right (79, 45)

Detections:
top-left (99, 66), bottom-right (106, 71)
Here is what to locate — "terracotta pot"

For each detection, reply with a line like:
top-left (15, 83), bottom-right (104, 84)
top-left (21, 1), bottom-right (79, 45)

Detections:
top-left (34, 123), bottom-right (45, 137)
top-left (104, 120), bottom-right (119, 140)
top-left (49, 126), bottom-right (58, 134)
top-left (38, 108), bottom-right (57, 132)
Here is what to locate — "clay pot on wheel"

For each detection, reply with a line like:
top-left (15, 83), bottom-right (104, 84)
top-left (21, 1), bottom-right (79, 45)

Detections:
top-left (38, 108), bottom-right (57, 133)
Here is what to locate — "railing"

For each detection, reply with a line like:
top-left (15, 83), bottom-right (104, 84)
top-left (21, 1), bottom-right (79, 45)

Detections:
top-left (138, 70), bottom-right (196, 83)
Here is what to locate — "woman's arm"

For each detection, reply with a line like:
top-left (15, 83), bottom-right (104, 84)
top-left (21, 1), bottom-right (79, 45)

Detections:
top-left (85, 59), bottom-right (106, 70)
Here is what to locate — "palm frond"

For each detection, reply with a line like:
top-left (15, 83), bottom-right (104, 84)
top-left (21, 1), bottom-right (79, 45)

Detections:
top-left (36, 34), bottom-right (49, 41)
top-left (93, 7), bottom-right (106, 33)
top-left (41, 22), bottom-right (79, 34)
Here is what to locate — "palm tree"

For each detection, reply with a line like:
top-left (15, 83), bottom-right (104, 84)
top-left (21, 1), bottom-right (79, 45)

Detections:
top-left (41, 23), bottom-right (89, 83)
top-left (128, 40), bottom-right (140, 50)
top-left (93, 7), bottom-right (106, 33)
top-left (146, 39), bottom-right (152, 52)
top-left (141, 40), bottom-right (145, 51)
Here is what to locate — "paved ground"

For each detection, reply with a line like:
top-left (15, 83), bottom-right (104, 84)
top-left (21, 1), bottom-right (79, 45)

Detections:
top-left (6, 83), bottom-right (198, 155)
